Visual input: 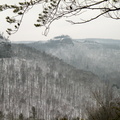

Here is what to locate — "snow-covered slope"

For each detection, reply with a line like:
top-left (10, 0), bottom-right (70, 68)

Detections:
top-left (0, 44), bottom-right (102, 120)
top-left (28, 36), bottom-right (120, 86)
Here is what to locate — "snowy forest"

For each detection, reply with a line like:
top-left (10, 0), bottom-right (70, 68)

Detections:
top-left (0, 34), bottom-right (120, 120)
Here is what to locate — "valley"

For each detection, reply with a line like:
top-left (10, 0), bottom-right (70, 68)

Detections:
top-left (0, 35), bottom-right (120, 120)
top-left (27, 35), bottom-right (120, 87)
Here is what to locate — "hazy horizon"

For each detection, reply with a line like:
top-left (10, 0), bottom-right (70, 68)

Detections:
top-left (10, 36), bottom-right (120, 43)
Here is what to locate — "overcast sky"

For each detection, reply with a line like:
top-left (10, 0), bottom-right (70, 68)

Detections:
top-left (0, 0), bottom-right (120, 41)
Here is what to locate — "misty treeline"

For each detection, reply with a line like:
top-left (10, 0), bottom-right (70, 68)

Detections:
top-left (28, 36), bottom-right (120, 85)
top-left (0, 35), bottom-right (119, 120)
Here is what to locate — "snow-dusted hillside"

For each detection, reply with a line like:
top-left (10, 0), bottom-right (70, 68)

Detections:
top-left (0, 35), bottom-right (119, 120)
top-left (0, 43), bottom-right (103, 120)
top-left (28, 36), bottom-right (120, 86)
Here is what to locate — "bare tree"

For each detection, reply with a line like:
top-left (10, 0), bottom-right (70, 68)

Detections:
top-left (86, 84), bottom-right (120, 120)
top-left (0, 0), bottom-right (120, 35)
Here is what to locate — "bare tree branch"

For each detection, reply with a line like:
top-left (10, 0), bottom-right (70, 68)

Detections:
top-left (0, 0), bottom-right (120, 35)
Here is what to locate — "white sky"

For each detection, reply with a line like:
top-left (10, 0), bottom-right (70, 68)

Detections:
top-left (0, 0), bottom-right (120, 41)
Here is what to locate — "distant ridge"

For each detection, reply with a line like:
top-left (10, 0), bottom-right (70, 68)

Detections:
top-left (26, 35), bottom-right (120, 87)
top-left (11, 36), bottom-right (120, 44)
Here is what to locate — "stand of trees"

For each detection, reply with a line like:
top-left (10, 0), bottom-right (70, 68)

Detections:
top-left (0, 81), bottom-right (119, 120)
top-left (0, 34), bottom-right (12, 58)
top-left (87, 85), bottom-right (120, 120)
